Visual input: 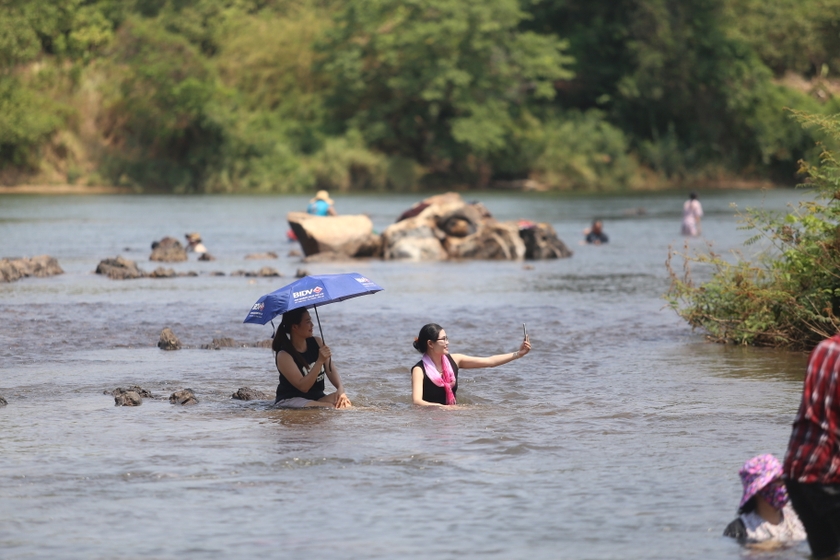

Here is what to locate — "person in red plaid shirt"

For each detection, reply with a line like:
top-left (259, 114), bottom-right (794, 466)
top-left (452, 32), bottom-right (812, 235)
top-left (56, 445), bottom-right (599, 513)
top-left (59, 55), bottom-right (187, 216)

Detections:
top-left (783, 334), bottom-right (840, 559)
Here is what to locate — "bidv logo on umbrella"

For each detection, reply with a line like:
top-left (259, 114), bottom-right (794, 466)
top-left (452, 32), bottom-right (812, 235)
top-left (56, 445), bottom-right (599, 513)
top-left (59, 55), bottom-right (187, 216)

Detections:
top-left (292, 285), bottom-right (324, 305)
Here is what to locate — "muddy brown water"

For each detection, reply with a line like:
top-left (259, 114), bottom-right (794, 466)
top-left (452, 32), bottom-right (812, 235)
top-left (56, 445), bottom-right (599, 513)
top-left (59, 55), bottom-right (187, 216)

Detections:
top-left (0, 190), bottom-right (814, 559)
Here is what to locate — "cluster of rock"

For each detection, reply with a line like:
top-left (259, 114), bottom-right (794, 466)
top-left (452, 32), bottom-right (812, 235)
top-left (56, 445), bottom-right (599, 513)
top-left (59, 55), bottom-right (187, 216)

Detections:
top-left (288, 192), bottom-right (572, 262)
top-left (104, 385), bottom-right (272, 406)
top-left (95, 255), bottom-right (280, 280)
top-left (151, 236), bottom-right (215, 262)
top-left (107, 386), bottom-right (199, 406)
top-left (0, 255), bottom-right (64, 283)
top-left (157, 328), bottom-right (271, 351)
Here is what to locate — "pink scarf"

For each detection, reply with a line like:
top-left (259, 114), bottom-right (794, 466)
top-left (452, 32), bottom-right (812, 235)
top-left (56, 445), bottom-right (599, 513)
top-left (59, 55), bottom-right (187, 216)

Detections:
top-left (422, 354), bottom-right (456, 405)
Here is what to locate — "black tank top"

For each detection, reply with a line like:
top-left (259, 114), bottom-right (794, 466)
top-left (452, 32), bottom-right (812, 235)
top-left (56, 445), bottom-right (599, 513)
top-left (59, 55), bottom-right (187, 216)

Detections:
top-left (275, 337), bottom-right (326, 402)
top-left (414, 354), bottom-right (459, 405)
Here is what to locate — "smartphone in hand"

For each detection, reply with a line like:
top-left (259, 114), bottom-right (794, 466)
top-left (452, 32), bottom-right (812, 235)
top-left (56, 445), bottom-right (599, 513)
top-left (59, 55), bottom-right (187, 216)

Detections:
top-left (523, 323), bottom-right (527, 340)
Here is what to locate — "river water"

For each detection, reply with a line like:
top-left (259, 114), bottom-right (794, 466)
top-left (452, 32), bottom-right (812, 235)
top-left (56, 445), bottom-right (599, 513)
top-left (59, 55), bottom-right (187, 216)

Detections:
top-left (0, 189), bottom-right (816, 559)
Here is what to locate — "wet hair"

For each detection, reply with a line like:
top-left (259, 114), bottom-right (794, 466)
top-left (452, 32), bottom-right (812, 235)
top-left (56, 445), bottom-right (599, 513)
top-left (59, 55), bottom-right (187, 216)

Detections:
top-left (272, 307), bottom-right (309, 369)
top-left (689, 192), bottom-right (698, 200)
top-left (413, 323), bottom-right (443, 354)
top-left (738, 496), bottom-right (756, 515)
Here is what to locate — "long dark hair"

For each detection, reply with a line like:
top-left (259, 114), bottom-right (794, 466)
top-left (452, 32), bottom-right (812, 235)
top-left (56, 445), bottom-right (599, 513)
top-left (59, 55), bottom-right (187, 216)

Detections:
top-left (272, 308), bottom-right (309, 369)
top-left (413, 323), bottom-right (442, 354)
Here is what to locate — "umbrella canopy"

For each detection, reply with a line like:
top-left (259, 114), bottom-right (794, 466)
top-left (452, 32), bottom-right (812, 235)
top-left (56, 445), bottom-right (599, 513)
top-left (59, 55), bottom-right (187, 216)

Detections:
top-left (243, 273), bottom-right (384, 331)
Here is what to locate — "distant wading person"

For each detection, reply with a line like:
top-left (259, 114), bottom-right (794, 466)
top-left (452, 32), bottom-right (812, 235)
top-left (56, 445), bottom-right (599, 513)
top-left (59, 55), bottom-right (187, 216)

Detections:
top-left (307, 190), bottom-right (337, 216)
top-left (411, 323), bottom-right (531, 407)
top-left (681, 192), bottom-right (703, 236)
top-left (272, 308), bottom-right (351, 408)
top-left (583, 219), bottom-right (609, 245)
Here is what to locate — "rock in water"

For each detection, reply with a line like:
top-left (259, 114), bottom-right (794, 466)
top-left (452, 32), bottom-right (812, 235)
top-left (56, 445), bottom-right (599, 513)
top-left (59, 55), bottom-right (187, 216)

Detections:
top-left (150, 237), bottom-right (187, 262)
top-left (96, 256), bottom-right (146, 280)
top-left (158, 328), bottom-right (182, 351)
top-left (170, 389), bottom-right (198, 405)
top-left (114, 390), bottom-right (143, 406)
top-left (231, 387), bottom-right (273, 401)
top-left (287, 212), bottom-right (380, 258)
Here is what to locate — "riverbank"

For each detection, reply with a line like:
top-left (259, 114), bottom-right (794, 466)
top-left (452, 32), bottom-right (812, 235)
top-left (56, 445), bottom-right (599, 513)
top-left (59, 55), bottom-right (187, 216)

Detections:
top-left (0, 177), bottom-right (785, 196)
top-left (0, 184), bottom-right (132, 195)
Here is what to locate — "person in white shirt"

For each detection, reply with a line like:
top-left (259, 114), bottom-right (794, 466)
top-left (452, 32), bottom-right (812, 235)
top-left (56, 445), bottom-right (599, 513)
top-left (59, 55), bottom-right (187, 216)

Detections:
top-left (723, 454), bottom-right (806, 548)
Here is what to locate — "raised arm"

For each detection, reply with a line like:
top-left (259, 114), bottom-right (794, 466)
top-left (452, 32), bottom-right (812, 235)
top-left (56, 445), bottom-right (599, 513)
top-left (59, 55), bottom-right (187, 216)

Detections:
top-left (452, 337), bottom-right (531, 369)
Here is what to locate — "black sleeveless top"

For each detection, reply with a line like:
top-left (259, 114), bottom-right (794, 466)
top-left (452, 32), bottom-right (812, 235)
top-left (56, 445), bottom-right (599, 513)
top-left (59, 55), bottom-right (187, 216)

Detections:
top-left (413, 354), bottom-right (459, 405)
top-left (275, 337), bottom-right (326, 402)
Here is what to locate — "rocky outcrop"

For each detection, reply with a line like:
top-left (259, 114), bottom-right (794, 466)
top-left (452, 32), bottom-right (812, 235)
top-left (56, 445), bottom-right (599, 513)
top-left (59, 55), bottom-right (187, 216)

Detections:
top-left (231, 387), bottom-right (273, 401)
top-left (201, 337), bottom-right (239, 349)
top-left (96, 256), bottom-right (146, 279)
top-left (445, 221), bottom-right (526, 260)
top-left (170, 389), bottom-right (198, 405)
top-left (519, 222), bottom-right (574, 259)
top-left (380, 193), bottom-right (572, 261)
top-left (150, 237), bottom-right (187, 262)
top-left (158, 328), bottom-right (181, 350)
top-left (381, 216), bottom-right (448, 261)
top-left (287, 212), bottom-right (380, 258)
top-left (0, 255), bottom-right (64, 282)
top-left (200, 337), bottom-right (273, 349)
top-left (114, 389), bottom-right (143, 406)
top-left (150, 267), bottom-right (176, 278)
top-left (108, 385), bottom-right (153, 398)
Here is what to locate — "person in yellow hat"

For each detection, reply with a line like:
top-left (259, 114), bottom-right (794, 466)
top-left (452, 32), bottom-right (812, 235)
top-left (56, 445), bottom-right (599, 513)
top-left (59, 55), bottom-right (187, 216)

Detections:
top-left (306, 190), bottom-right (337, 216)
top-left (184, 232), bottom-right (207, 254)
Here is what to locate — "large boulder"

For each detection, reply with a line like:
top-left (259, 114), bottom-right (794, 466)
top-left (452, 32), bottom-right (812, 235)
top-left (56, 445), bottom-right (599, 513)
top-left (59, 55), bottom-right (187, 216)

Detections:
top-left (287, 212), bottom-right (380, 258)
top-left (0, 255), bottom-right (64, 282)
top-left (445, 221), bottom-right (526, 260)
top-left (150, 237), bottom-right (187, 262)
top-left (96, 256), bottom-right (146, 280)
top-left (381, 216), bottom-right (448, 261)
top-left (519, 222), bottom-right (573, 259)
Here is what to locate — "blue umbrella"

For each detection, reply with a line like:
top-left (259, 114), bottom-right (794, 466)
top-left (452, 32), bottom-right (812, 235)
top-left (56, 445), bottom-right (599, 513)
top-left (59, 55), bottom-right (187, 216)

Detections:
top-left (243, 272), bottom-right (384, 341)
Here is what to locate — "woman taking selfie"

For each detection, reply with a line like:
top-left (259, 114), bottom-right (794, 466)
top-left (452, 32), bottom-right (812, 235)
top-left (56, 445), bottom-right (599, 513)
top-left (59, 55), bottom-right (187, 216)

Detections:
top-left (411, 323), bottom-right (531, 406)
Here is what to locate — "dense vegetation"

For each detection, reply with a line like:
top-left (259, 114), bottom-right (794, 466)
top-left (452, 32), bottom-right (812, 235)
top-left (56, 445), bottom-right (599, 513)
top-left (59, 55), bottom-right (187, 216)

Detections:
top-left (667, 111), bottom-right (840, 350)
top-left (2, 0), bottom-right (840, 193)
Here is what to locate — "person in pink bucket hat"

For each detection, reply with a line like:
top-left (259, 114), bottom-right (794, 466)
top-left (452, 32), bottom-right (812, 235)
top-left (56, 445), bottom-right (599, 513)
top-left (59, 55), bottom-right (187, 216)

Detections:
top-left (724, 454), bottom-right (806, 547)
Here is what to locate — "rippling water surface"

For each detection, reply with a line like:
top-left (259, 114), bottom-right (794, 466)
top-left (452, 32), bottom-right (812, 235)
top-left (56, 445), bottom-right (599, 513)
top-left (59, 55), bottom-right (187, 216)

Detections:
top-left (0, 189), bottom-right (816, 559)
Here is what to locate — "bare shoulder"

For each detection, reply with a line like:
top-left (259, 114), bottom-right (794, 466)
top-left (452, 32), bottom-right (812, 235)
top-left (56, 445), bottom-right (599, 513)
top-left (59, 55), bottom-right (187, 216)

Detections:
top-left (449, 353), bottom-right (467, 366)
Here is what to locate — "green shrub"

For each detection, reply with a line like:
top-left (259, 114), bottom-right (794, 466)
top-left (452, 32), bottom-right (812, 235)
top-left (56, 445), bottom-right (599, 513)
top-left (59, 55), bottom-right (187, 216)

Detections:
top-left (666, 110), bottom-right (840, 349)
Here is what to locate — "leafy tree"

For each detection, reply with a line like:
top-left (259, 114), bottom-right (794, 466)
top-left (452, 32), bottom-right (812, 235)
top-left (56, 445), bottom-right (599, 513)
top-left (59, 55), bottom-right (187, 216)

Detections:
top-left (667, 111), bottom-right (840, 349)
top-left (318, 0), bottom-right (573, 185)
top-left (100, 17), bottom-right (225, 191)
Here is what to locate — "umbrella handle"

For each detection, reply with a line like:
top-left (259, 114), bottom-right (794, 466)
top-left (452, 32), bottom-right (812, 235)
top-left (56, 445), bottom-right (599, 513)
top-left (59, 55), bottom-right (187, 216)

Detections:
top-left (313, 306), bottom-right (332, 371)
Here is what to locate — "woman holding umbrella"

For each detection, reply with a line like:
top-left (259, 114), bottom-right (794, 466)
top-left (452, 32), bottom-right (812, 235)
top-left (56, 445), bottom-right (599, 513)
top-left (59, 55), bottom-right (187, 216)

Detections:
top-left (411, 323), bottom-right (531, 406)
top-left (273, 308), bottom-right (351, 408)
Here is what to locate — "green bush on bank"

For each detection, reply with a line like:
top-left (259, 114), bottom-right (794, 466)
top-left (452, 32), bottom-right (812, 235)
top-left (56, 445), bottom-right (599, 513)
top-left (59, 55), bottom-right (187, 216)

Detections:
top-left (667, 111), bottom-right (840, 350)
